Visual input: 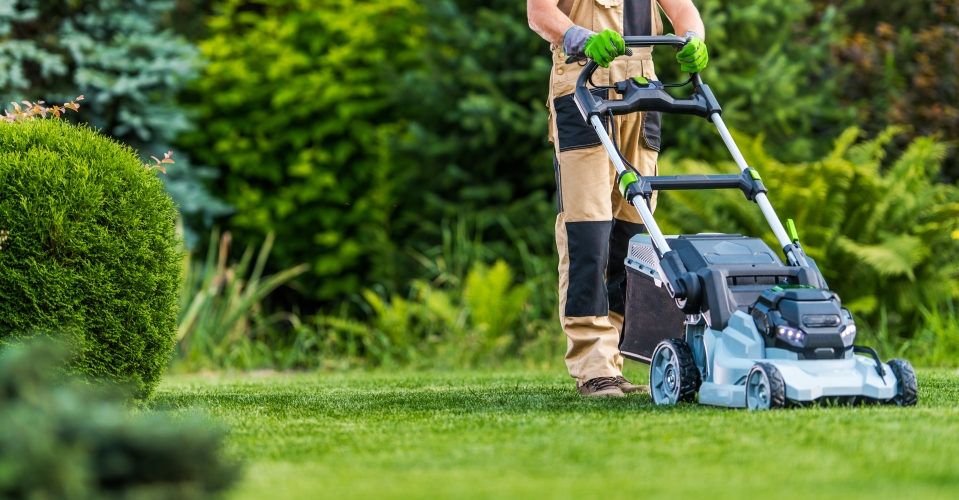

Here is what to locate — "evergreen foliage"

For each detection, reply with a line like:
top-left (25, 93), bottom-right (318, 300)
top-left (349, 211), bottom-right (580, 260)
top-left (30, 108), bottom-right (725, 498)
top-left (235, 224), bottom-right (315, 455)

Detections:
top-left (179, 0), bottom-right (422, 303)
top-left (0, 119), bottom-right (182, 399)
top-left (0, 341), bottom-right (239, 499)
top-left (653, 0), bottom-right (853, 162)
top-left (179, 0), bottom-right (555, 306)
top-left (0, 0), bottom-right (231, 238)
top-left (657, 128), bottom-right (959, 332)
top-left (832, 0), bottom-right (959, 180)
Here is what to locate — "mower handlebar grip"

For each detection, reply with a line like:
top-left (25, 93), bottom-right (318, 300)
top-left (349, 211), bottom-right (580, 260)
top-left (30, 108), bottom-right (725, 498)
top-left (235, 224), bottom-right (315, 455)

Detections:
top-left (622, 35), bottom-right (688, 49)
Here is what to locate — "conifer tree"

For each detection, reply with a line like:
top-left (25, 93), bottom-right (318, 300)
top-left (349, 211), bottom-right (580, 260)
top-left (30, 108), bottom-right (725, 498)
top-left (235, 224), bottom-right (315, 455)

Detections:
top-left (0, 0), bottom-right (230, 240)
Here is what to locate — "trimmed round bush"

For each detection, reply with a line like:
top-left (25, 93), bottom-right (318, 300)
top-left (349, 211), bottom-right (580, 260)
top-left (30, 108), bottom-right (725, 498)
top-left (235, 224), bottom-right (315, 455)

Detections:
top-left (0, 119), bottom-right (181, 398)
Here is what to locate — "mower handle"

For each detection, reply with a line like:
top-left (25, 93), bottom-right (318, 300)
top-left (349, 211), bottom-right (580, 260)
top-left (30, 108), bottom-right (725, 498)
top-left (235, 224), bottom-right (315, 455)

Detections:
top-left (572, 35), bottom-right (721, 122)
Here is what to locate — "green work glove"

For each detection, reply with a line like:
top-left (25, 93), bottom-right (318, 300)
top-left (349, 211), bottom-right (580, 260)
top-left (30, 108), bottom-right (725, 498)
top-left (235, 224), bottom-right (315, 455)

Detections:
top-left (584, 29), bottom-right (626, 68)
top-left (676, 31), bottom-right (708, 73)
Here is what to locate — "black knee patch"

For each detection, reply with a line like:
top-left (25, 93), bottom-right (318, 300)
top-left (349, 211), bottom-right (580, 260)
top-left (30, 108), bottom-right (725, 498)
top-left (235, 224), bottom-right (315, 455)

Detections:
top-left (553, 154), bottom-right (563, 213)
top-left (565, 220), bottom-right (613, 317)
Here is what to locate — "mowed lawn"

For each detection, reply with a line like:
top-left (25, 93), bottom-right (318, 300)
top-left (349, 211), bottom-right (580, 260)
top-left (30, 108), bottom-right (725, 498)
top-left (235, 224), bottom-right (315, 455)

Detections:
top-left (155, 366), bottom-right (959, 499)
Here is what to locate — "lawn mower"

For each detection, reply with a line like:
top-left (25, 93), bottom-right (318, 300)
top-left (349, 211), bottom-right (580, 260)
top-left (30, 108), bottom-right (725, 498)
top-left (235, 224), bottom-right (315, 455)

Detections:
top-left (574, 35), bottom-right (918, 409)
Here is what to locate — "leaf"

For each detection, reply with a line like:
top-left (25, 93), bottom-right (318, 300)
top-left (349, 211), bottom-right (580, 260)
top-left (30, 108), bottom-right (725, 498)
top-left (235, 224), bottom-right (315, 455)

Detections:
top-left (836, 235), bottom-right (929, 280)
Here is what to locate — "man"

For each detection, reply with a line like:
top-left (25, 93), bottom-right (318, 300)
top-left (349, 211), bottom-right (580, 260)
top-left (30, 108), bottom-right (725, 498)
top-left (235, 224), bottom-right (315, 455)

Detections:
top-left (527, 0), bottom-right (708, 396)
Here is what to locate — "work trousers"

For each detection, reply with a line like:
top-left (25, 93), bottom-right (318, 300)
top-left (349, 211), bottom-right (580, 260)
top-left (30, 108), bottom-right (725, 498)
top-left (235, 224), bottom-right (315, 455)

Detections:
top-left (548, 51), bottom-right (661, 383)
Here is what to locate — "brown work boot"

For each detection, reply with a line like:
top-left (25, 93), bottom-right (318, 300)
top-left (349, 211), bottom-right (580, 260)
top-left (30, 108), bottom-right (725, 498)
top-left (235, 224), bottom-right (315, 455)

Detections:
top-left (577, 377), bottom-right (625, 397)
top-left (614, 376), bottom-right (649, 394)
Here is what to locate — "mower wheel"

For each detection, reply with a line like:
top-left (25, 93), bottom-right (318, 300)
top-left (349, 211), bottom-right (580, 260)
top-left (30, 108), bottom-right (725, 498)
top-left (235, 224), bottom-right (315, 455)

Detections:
top-left (745, 363), bottom-right (786, 410)
top-left (886, 358), bottom-right (918, 407)
top-left (650, 339), bottom-right (700, 405)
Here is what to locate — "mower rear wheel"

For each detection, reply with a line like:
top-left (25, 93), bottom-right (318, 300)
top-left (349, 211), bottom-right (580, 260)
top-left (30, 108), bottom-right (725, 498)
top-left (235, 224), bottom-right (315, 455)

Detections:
top-left (650, 339), bottom-right (700, 405)
top-left (886, 358), bottom-right (918, 407)
top-left (746, 363), bottom-right (786, 410)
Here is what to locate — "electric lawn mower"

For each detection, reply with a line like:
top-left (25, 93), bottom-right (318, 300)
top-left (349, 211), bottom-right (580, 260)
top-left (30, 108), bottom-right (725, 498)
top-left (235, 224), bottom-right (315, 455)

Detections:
top-left (574, 35), bottom-right (919, 409)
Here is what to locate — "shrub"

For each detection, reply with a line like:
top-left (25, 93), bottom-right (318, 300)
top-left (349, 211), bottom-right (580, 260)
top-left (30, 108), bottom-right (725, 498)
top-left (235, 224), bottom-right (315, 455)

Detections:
top-left (833, 2), bottom-right (959, 180)
top-left (651, 0), bottom-right (853, 162)
top-left (0, 119), bottom-right (182, 398)
top-left (0, 340), bottom-right (240, 499)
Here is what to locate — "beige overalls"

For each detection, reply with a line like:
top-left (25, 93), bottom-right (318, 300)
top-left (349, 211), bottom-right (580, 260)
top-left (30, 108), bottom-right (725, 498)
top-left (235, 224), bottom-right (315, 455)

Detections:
top-left (549, 0), bottom-right (664, 383)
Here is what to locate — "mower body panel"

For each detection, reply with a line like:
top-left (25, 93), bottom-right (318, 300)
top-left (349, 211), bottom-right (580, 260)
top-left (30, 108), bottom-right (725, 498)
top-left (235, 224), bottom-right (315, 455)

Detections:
top-left (697, 311), bottom-right (898, 407)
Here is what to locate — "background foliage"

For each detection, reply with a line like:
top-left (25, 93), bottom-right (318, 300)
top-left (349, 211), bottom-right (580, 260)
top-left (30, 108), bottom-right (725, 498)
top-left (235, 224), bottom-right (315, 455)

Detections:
top-left (1, 0), bottom-right (955, 370)
top-left (178, 0), bottom-right (555, 309)
top-left (0, 0), bottom-right (231, 241)
top-left (832, 0), bottom-right (959, 180)
top-left (168, 0), bottom-right (959, 368)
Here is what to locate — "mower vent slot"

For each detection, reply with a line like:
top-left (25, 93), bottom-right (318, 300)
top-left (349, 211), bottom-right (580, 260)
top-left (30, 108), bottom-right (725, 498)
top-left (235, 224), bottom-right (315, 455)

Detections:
top-left (726, 276), bottom-right (781, 286)
top-left (629, 243), bottom-right (659, 270)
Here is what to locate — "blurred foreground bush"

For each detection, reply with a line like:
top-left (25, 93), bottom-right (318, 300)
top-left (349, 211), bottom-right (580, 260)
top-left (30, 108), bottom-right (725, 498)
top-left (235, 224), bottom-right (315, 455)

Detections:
top-left (0, 119), bottom-right (182, 399)
top-left (0, 341), bottom-right (239, 499)
top-left (658, 128), bottom-right (959, 341)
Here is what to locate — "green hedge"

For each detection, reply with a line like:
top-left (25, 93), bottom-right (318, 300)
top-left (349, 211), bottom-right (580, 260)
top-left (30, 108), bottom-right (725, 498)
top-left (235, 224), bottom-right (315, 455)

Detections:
top-left (0, 119), bottom-right (182, 399)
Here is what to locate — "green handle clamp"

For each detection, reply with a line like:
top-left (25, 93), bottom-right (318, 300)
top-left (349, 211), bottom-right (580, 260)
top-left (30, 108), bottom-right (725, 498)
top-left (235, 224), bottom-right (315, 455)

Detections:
top-left (619, 171), bottom-right (639, 199)
top-left (786, 218), bottom-right (799, 243)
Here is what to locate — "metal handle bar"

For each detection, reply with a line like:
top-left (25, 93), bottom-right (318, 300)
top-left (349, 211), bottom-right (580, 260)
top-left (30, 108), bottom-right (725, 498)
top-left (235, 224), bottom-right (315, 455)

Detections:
top-left (573, 36), bottom-right (715, 121)
top-left (565, 35), bottom-right (684, 64)
top-left (622, 35), bottom-right (689, 48)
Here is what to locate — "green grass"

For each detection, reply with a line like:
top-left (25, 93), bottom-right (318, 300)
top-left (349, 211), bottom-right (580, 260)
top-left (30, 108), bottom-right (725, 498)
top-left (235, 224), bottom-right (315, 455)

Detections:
top-left (154, 366), bottom-right (959, 499)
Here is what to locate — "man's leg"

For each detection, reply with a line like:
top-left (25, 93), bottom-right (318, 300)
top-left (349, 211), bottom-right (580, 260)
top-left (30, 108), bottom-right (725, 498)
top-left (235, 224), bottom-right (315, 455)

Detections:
top-left (548, 56), bottom-right (657, 396)
top-left (554, 147), bottom-right (624, 396)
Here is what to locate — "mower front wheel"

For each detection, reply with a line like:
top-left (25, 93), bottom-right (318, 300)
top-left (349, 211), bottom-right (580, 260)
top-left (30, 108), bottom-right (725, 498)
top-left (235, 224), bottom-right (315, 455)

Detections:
top-left (650, 339), bottom-right (700, 405)
top-left (885, 358), bottom-right (918, 407)
top-left (745, 363), bottom-right (786, 410)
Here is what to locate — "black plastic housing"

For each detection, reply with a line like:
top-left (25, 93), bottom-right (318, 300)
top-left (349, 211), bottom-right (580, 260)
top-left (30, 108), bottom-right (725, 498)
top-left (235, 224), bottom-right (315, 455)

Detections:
top-left (749, 288), bottom-right (854, 359)
top-left (575, 76), bottom-right (722, 121)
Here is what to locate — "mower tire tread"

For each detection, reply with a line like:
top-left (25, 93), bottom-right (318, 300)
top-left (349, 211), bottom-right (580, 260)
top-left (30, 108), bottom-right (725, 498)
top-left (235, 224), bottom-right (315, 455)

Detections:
top-left (753, 362), bottom-right (786, 409)
top-left (662, 339), bottom-right (701, 403)
top-left (886, 358), bottom-right (918, 407)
